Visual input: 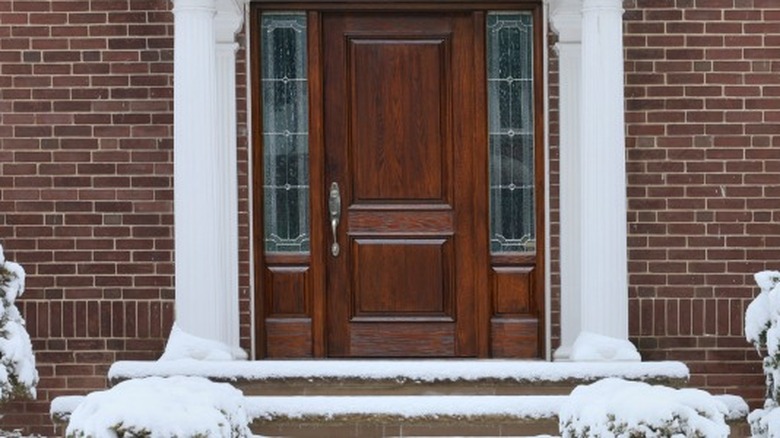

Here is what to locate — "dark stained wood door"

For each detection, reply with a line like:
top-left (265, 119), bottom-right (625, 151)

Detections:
top-left (322, 12), bottom-right (486, 356)
top-left (253, 4), bottom-right (545, 359)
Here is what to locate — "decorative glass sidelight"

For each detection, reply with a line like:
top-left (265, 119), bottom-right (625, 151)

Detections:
top-left (261, 13), bottom-right (310, 253)
top-left (486, 12), bottom-right (535, 253)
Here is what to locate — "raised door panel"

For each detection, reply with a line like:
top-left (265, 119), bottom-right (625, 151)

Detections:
top-left (352, 238), bottom-right (453, 318)
top-left (350, 38), bottom-right (449, 203)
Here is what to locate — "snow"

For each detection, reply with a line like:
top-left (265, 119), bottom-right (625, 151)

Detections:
top-left (65, 376), bottom-right (251, 437)
top-left (756, 270), bottom-right (780, 294)
top-left (745, 270), bottom-right (780, 437)
top-left (714, 394), bottom-right (749, 421)
top-left (109, 359), bottom-right (689, 384)
top-left (746, 271), bottom-right (780, 348)
top-left (159, 323), bottom-right (248, 361)
top-left (559, 378), bottom-right (730, 438)
top-left (247, 394), bottom-right (564, 420)
top-left (50, 395), bottom-right (85, 421)
top-left (569, 332), bottom-right (641, 362)
top-left (749, 401), bottom-right (780, 438)
top-left (0, 244), bottom-right (38, 401)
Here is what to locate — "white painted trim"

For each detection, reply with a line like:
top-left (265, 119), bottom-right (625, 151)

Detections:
top-left (215, 39), bottom-right (240, 349)
top-left (242, 3), bottom-right (257, 360)
top-left (542, 0), bottom-right (552, 362)
top-left (554, 41), bottom-right (584, 361)
top-left (549, 0), bottom-right (583, 361)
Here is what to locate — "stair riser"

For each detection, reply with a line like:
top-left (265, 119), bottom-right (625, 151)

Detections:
top-left (237, 380), bottom-right (575, 397)
top-left (234, 377), bottom-right (686, 397)
top-left (252, 418), bottom-right (559, 437)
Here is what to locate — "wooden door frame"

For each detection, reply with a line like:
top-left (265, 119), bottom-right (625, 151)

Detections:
top-left (250, 0), bottom-right (546, 359)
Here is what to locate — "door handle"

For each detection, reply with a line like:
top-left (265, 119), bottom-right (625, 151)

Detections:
top-left (329, 182), bottom-right (341, 257)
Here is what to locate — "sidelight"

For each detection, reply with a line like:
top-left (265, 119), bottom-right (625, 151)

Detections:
top-left (487, 12), bottom-right (535, 254)
top-left (261, 13), bottom-right (310, 253)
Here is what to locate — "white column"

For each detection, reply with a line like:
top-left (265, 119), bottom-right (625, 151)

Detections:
top-left (550, 1), bottom-right (584, 360)
top-left (172, 0), bottom-right (230, 344)
top-left (578, 0), bottom-right (629, 341)
top-left (214, 0), bottom-right (245, 349)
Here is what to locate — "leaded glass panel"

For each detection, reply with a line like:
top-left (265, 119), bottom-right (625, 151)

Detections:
top-left (487, 12), bottom-right (535, 253)
top-left (261, 13), bottom-right (310, 253)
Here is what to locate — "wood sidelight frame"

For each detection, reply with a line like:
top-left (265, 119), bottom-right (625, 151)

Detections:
top-left (250, 0), bottom-right (546, 359)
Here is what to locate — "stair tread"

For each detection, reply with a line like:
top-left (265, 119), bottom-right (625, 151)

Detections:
top-left (246, 395), bottom-right (565, 421)
top-left (109, 359), bottom-right (688, 385)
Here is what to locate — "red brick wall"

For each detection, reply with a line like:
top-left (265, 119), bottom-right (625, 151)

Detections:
top-left (0, 1), bottom-right (250, 433)
top-left (623, 0), bottom-right (779, 407)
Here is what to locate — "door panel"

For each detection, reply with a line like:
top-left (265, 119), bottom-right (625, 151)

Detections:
top-left (323, 12), bottom-right (481, 357)
top-left (353, 239), bottom-right (453, 317)
top-left (351, 38), bottom-right (448, 202)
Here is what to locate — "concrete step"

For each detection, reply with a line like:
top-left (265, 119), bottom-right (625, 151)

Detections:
top-left (245, 395), bottom-right (564, 437)
top-left (103, 359), bottom-right (686, 437)
top-left (54, 360), bottom-right (753, 438)
top-left (108, 359), bottom-right (689, 396)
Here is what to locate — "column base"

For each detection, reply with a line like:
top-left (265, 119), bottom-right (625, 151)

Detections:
top-left (553, 345), bottom-right (573, 362)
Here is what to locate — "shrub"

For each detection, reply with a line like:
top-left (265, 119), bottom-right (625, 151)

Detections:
top-left (559, 378), bottom-right (729, 438)
top-left (66, 376), bottom-right (251, 437)
top-left (745, 270), bottom-right (780, 437)
top-left (0, 244), bottom-right (38, 403)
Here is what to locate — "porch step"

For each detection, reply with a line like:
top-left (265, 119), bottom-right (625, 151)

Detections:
top-left (108, 359), bottom-right (689, 396)
top-left (245, 395), bottom-right (564, 437)
top-left (104, 360), bottom-right (688, 437)
top-left (56, 360), bottom-right (755, 437)
top-left (51, 393), bottom-right (750, 438)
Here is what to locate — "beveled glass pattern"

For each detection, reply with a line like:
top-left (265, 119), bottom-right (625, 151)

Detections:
top-left (487, 12), bottom-right (535, 253)
top-left (261, 13), bottom-right (310, 252)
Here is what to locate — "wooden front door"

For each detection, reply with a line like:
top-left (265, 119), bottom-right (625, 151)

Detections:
top-left (323, 13), bottom-right (482, 356)
top-left (253, 4), bottom-right (544, 359)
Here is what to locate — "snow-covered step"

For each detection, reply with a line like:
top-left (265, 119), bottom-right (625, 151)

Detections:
top-left (246, 395), bottom-right (564, 437)
top-left (108, 359), bottom-right (689, 396)
top-left (49, 386), bottom-right (750, 437)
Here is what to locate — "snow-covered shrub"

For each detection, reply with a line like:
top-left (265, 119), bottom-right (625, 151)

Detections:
top-left (749, 403), bottom-right (780, 438)
top-left (0, 244), bottom-right (38, 402)
top-left (66, 376), bottom-right (251, 438)
top-left (559, 378), bottom-right (730, 438)
top-left (745, 270), bottom-right (780, 437)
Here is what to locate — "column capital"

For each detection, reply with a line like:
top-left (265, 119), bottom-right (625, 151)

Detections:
top-left (216, 0), bottom-right (246, 43)
top-left (549, 0), bottom-right (582, 44)
top-left (172, 0), bottom-right (216, 13)
top-left (582, 0), bottom-right (624, 13)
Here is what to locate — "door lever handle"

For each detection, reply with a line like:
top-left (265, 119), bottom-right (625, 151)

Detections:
top-left (328, 182), bottom-right (341, 256)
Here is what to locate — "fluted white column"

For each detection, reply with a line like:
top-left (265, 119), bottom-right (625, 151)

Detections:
top-left (172, 0), bottom-right (227, 343)
top-left (550, 1), bottom-right (584, 360)
top-left (578, 0), bottom-right (629, 341)
top-left (214, 0), bottom-right (244, 349)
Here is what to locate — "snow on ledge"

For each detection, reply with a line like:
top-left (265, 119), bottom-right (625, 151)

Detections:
top-left (715, 394), bottom-right (749, 421)
top-left (245, 395), bottom-right (565, 421)
top-left (570, 332), bottom-right (641, 362)
top-left (109, 359), bottom-right (689, 384)
top-left (160, 323), bottom-right (247, 361)
top-left (50, 395), bottom-right (85, 421)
